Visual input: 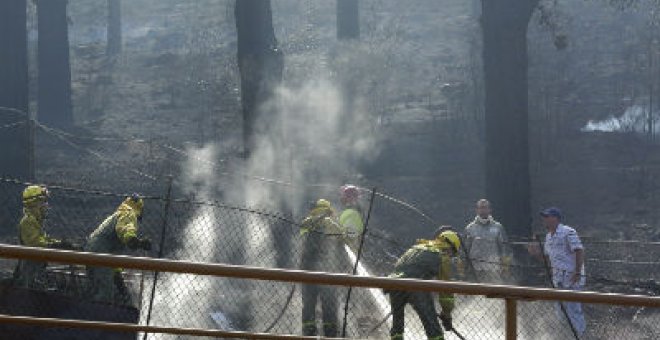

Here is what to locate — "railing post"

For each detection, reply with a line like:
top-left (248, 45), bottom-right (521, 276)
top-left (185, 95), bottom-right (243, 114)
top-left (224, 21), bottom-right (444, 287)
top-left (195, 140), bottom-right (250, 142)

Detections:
top-left (505, 298), bottom-right (517, 340)
top-left (142, 175), bottom-right (174, 340)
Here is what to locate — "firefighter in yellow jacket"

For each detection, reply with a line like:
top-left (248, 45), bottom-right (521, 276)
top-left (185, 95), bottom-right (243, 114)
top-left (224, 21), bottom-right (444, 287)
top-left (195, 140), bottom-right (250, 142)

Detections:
top-left (387, 228), bottom-right (461, 340)
top-left (84, 194), bottom-right (151, 303)
top-left (299, 199), bottom-right (348, 336)
top-left (15, 185), bottom-right (67, 289)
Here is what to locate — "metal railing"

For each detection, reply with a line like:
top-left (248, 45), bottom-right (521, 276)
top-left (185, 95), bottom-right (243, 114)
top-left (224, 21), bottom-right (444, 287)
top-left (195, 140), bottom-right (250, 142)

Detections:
top-left (1, 243), bottom-right (659, 339)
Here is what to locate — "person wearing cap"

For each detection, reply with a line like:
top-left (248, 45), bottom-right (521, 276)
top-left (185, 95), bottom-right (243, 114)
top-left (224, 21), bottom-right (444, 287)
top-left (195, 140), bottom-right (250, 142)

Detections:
top-left (463, 199), bottom-right (512, 283)
top-left (14, 185), bottom-right (69, 289)
top-left (386, 229), bottom-right (462, 340)
top-left (299, 198), bottom-right (348, 336)
top-left (338, 184), bottom-right (364, 251)
top-left (84, 194), bottom-right (151, 304)
top-left (530, 207), bottom-right (586, 336)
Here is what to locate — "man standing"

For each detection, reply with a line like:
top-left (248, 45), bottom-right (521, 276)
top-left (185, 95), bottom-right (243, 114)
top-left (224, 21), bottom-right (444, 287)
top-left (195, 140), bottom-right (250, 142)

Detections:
top-left (299, 198), bottom-right (348, 336)
top-left (14, 185), bottom-right (69, 289)
top-left (531, 207), bottom-right (586, 336)
top-left (85, 194), bottom-right (151, 304)
top-left (464, 199), bottom-right (512, 283)
top-left (386, 229), bottom-right (460, 340)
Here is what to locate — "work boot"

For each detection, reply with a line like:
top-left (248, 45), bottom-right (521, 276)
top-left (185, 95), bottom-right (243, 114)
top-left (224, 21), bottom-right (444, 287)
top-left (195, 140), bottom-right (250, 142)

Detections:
top-left (302, 320), bottom-right (317, 336)
top-left (323, 322), bottom-right (338, 337)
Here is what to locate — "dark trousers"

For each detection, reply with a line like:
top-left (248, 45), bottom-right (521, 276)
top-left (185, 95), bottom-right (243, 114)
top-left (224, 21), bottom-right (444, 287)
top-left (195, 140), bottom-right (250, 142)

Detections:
top-left (389, 290), bottom-right (443, 340)
top-left (14, 259), bottom-right (46, 289)
top-left (300, 233), bottom-right (348, 336)
top-left (301, 283), bottom-right (339, 336)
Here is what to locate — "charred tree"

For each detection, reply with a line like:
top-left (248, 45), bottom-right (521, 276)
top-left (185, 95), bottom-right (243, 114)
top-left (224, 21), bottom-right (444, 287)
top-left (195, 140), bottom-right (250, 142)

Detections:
top-left (0, 0), bottom-right (31, 232)
top-left (235, 0), bottom-right (283, 156)
top-left (0, 0), bottom-right (31, 179)
top-left (234, 0), bottom-right (289, 272)
top-left (107, 0), bottom-right (122, 56)
top-left (482, 0), bottom-right (539, 238)
top-left (37, 0), bottom-right (73, 128)
top-left (337, 0), bottom-right (359, 40)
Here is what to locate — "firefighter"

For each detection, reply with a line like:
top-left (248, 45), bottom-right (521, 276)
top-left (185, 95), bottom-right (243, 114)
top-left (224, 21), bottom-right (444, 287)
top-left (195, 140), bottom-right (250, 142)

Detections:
top-left (14, 185), bottom-right (70, 289)
top-left (84, 194), bottom-right (151, 304)
top-left (387, 229), bottom-right (461, 340)
top-left (338, 184), bottom-right (364, 250)
top-left (299, 199), bottom-right (348, 336)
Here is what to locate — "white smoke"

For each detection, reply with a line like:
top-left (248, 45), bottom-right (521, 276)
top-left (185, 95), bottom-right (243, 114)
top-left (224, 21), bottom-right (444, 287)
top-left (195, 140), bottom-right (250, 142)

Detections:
top-left (141, 145), bottom-right (228, 336)
top-left (146, 44), bottom-right (387, 336)
top-left (240, 73), bottom-right (379, 213)
top-left (582, 104), bottom-right (659, 135)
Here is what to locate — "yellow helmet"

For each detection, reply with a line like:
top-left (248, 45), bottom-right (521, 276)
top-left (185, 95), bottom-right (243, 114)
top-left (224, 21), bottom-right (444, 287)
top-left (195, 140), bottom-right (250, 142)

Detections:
top-left (120, 194), bottom-right (144, 217)
top-left (310, 198), bottom-right (334, 217)
top-left (22, 185), bottom-right (49, 206)
top-left (316, 199), bottom-right (331, 209)
top-left (437, 230), bottom-right (461, 254)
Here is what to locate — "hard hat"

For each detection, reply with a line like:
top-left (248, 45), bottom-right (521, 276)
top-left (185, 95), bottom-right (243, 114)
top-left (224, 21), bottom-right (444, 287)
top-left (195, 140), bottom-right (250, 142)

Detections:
top-left (340, 184), bottom-right (359, 204)
top-left (437, 230), bottom-right (461, 254)
top-left (121, 193), bottom-right (144, 217)
top-left (316, 199), bottom-right (331, 209)
top-left (22, 185), bottom-right (49, 206)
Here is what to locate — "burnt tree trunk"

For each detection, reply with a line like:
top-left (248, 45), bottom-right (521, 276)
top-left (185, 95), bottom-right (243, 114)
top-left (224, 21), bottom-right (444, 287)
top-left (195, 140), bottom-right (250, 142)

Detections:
top-left (37, 0), bottom-right (73, 128)
top-left (337, 0), bottom-right (359, 40)
top-left (107, 0), bottom-right (121, 55)
top-left (0, 0), bottom-right (31, 232)
top-left (235, 0), bottom-right (283, 156)
top-left (0, 0), bottom-right (31, 179)
top-left (234, 0), bottom-right (289, 272)
top-left (482, 0), bottom-right (539, 238)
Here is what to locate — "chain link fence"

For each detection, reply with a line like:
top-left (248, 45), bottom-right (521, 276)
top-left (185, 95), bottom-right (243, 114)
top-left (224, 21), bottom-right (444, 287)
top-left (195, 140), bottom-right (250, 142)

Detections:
top-left (0, 177), bottom-right (659, 339)
top-left (0, 109), bottom-right (658, 339)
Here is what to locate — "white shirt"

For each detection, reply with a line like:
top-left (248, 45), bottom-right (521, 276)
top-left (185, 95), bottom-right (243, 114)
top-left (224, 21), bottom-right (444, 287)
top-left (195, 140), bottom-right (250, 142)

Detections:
top-left (544, 224), bottom-right (585, 277)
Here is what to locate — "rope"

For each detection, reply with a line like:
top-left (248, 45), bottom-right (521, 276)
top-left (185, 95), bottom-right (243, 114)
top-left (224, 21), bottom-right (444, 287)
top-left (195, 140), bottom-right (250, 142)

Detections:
top-left (0, 121), bottom-right (25, 130)
top-left (1, 107), bottom-right (442, 232)
top-left (35, 123), bottom-right (158, 181)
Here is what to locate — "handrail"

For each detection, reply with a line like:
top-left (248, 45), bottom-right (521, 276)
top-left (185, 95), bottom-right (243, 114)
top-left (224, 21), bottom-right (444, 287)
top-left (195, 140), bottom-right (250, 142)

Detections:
top-left (0, 314), bottom-right (342, 340)
top-left (1, 243), bottom-right (659, 308)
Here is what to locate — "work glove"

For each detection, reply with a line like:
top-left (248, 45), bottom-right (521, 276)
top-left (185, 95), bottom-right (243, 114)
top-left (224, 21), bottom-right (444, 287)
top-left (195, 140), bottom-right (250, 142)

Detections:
top-left (501, 256), bottom-right (512, 277)
top-left (126, 236), bottom-right (140, 250)
top-left (439, 313), bottom-right (453, 332)
top-left (139, 237), bottom-right (152, 251)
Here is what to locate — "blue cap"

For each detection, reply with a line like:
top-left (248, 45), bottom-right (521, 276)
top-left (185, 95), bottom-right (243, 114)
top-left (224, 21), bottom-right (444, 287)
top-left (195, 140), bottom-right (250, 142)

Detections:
top-left (540, 207), bottom-right (562, 219)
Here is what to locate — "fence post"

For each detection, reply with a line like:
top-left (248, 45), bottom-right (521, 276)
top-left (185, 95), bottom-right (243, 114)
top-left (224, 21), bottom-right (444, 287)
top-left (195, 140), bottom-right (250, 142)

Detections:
top-left (27, 113), bottom-right (35, 181)
top-left (142, 176), bottom-right (173, 340)
top-left (505, 298), bottom-right (517, 340)
top-left (341, 187), bottom-right (376, 337)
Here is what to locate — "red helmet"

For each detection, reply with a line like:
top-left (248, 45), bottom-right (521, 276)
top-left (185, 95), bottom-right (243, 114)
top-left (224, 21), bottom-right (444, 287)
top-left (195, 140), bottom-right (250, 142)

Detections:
top-left (340, 184), bottom-right (360, 205)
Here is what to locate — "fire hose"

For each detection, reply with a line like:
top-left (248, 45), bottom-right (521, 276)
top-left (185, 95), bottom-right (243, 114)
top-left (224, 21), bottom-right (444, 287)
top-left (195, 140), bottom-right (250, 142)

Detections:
top-left (437, 313), bottom-right (467, 340)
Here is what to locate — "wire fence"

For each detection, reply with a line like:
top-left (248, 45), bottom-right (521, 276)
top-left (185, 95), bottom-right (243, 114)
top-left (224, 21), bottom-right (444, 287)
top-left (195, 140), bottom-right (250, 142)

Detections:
top-left (0, 177), bottom-right (659, 339)
top-left (1, 108), bottom-right (659, 338)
